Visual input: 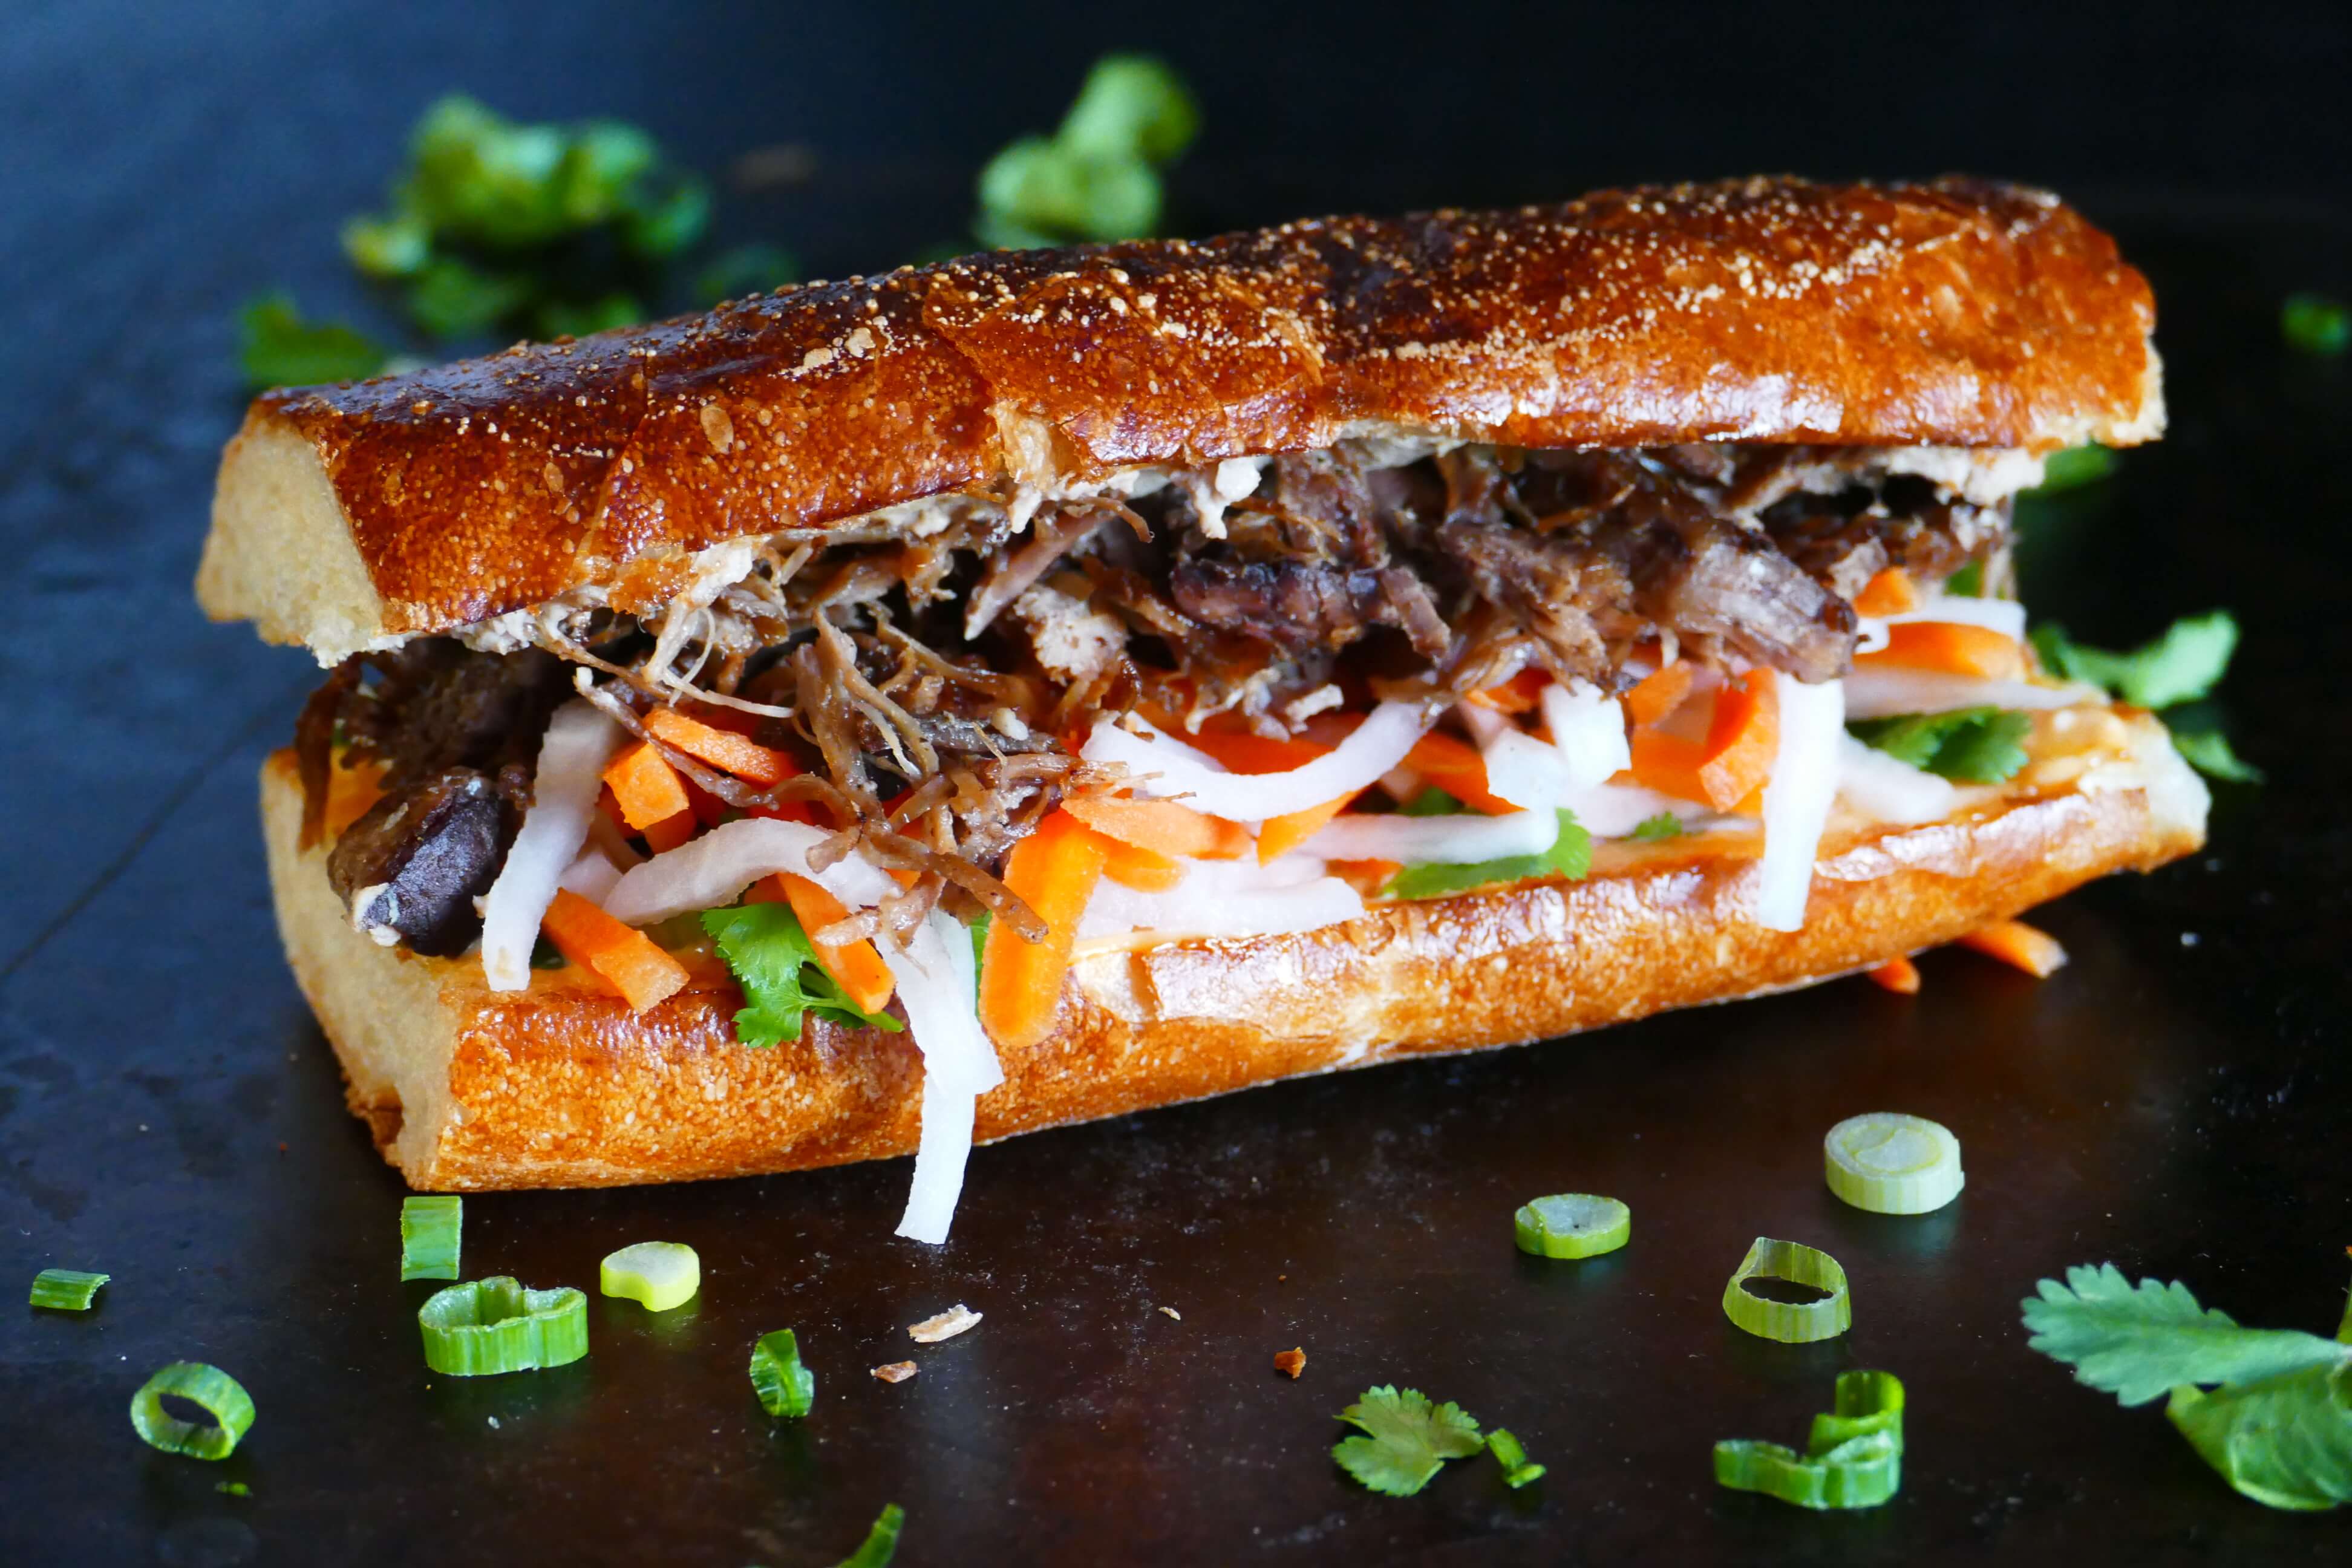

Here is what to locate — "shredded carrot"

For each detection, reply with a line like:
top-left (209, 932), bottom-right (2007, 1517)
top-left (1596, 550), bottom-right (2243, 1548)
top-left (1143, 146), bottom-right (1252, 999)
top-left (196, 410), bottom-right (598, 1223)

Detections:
top-left (1098, 838), bottom-right (1183, 891)
top-left (541, 888), bottom-right (691, 1012)
top-left (1867, 955), bottom-right (1922, 995)
top-left (641, 809), bottom-right (697, 854)
top-left (1958, 919), bottom-right (2068, 979)
top-left (603, 740), bottom-right (692, 831)
top-left (680, 773), bottom-right (729, 828)
top-left (1856, 621), bottom-right (2027, 680)
top-left (1464, 669), bottom-right (1549, 714)
top-left (1327, 857), bottom-right (1402, 897)
top-left (773, 873), bottom-right (896, 1013)
top-left (979, 811), bottom-right (1109, 1051)
top-left (322, 757), bottom-right (388, 840)
top-left (1256, 792), bottom-right (1356, 863)
top-left (1061, 794), bottom-right (1251, 860)
top-left (1852, 567), bottom-right (1919, 617)
top-left (1623, 662), bottom-right (1696, 729)
top-left (1403, 732), bottom-right (1516, 815)
top-left (1181, 730), bottom-right (1331, 775)
top-left (1628, 668), bottom-right (1780, 809)
top-left (746, 800), bottom-right (823, 826)
top-left (644, 707), bottom-right (797, 786)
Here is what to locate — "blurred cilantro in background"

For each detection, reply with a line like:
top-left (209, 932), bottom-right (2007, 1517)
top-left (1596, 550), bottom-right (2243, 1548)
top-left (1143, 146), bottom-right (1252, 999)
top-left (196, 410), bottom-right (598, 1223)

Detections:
top-left (973, 54), bottom-right (1198, 249)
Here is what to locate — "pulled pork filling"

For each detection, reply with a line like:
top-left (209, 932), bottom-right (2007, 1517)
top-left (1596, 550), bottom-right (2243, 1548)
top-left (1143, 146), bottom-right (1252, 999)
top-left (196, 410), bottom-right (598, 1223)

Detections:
top-left (301, 440), bottom-right (2014, 954)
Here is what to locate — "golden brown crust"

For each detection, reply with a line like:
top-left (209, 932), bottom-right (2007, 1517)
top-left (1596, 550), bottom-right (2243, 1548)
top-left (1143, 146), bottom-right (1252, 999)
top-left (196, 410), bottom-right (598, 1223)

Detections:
top-left (260, 727), bottom-right (2203, 1192)
top-left (204, 177), bottom-right (2160, 659)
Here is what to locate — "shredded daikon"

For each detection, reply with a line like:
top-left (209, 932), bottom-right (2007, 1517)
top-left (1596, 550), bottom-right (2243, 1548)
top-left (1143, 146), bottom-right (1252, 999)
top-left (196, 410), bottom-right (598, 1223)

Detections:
top-left (1754, 675), bottom-right (1845, 932)
top-left (1079, 855), bottom-right (1364, 941)
top-left (601, 817), bottom-right (897, 926)
top-left (1082, 703), bottom-right (1429, 820)
top-left (1567, 782), bottom-right (1710, 838)
top-left (1835, 735), bottom-right (1962, 825)
top-left (1480, 728), bottom-right (1574, 810)
top-left (881, 910), bottom-right (1001, 1244)
top-left (1844, 668), bottom-right (2100, 720)
top-left (556, 848), bottom-right (625, 906)
top-left (1306, 806), bottom-right (1560, 866)
top-left (1539, 682), bottom-right (1633, 794)
top-left (480, 701), bottom-right (622, 990)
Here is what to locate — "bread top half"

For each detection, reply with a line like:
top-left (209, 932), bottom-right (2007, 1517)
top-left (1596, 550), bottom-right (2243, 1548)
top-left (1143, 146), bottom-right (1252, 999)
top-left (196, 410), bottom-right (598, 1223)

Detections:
top-left (198, 176), bottom-right (2161, 664)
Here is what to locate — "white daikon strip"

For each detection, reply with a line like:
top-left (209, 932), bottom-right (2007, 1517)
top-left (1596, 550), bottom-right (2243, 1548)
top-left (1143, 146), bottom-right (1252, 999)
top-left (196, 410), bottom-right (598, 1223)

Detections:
top-left (1567, 782), bottom-right (1710, 838)
top-left (601, 817), bottom-right (897, 926)
top-left (1081, 703), bottom-right (1430, 820)
top-left (1844, 667), bottom-right (2100, 719)
top-left (884, 909), bottom-right (1004, 1245)
top-left (1454, 700), bottom-right (1510, 746)
top-left (1836, 735), bottom-right (1962, 825)
top-left (1480, 728), bottom-right (1574, 810)
top-left (556, 848), bottom-right (624, 906)
top-left (1754, 675), bottom-right (1846, 933)
top-left (1854, 594), bottom-right (2028, 654)
top-left (1078, 856), bottom-right (1363, 941)
top-left (1305, 806), bottom-right (1560, 866)
top-left (480, 701), bottom-right (623, 991)
top-left (1539, 681), bottom-right (1633, 794)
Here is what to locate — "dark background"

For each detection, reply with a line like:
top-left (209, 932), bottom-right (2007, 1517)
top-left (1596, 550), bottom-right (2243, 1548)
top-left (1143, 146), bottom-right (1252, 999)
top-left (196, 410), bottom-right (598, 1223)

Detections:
top-left (4, 2), bottom-right (2350, 1564)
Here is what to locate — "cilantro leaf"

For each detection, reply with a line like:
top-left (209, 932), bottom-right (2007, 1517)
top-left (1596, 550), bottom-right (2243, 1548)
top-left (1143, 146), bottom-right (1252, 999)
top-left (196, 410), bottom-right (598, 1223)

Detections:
top-left (2020, 1263), bottom-right (2348, 1407)
top-left (1332, 1386), bottom-right (1485, 1497)
top-left (694, 243), bottom-right (799, 306)
top-left (1399, 787), bottom-right (1467, 818)
top-left (2031, 612), bottom-right (2239, 710)
top-left (1056, 54), bottom-right (1200, 164)
top-left (700, 903), bottom-right (901, 1049)
top-left (2167, 1365), bottom-right (2352, 1510)
top-left (1387, 811), bottom-right (1593, 900)
top-left (1628, 811), bottom-right (1683, 842)
top-left (1847, 708), bottom-right (2032, 784)
top-left (2171, 727), bottom-right (2265, 783)
top-left (237, 293), bottom-right (388, 390)
top-left (1944, 559), bottom-right (1986, 597)
top-left (2283, 293), bottom-right (2351, 358)
top-left (972, 54), bottom-right (1197, 250)
top-left (2029, 444), bottom-right (2118, 494)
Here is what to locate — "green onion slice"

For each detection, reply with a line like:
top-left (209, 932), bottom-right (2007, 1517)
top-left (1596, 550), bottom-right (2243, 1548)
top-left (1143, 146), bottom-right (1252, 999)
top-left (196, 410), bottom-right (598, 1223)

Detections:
top-left (599, 1241), bottom-right (700, 1312)
top-left (1513, 1194), bottom-right (1630, 1259)
top-left (399, 1195), bottom-right (462, 1281)
top-left (129, 1362), bottom-right (256, 1460)
top-left (1714, 1368), bottom-right (1904, 1509)
top-left (417, 1276), bottom-right (589, 1376)
top-left (836, 1502), bottom-right (905, 1568)
top-left (30, 1267), bottom-right (109, 1310)
top-left (1823, 1112), bottom-right (1964, 1215)
top-left (750, 1327), bottom-right (816, 1419)
top-left (1486, 1428), bottom-right (1547, 1488)
top-left (1723, 1237), bottom-right (1852, 1342)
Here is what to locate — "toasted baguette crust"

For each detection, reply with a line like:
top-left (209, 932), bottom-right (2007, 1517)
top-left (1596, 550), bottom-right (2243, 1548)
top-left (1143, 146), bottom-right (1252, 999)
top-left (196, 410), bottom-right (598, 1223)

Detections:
top-left (203, 177), bottom-right (2161, 662)
top-left (259, 724), bottom-right (2204, 1192)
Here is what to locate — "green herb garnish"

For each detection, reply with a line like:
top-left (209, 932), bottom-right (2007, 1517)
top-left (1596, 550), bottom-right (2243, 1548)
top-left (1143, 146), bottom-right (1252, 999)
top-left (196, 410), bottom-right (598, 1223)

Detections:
top-left (694, 242), bottom-right (800, 306)
top-left (2023, 1261), bottom-right (2352, 1509)
top-left (2169, 728), bottom-right (2264, 783)
top-left (1944, 559), bottom-right (1986, 597)
top-left (129, 1362), bottom-right (256, 1460)
top-left (1485, 1428), bottom-right (1546, 1488)
top-left (28, 1268), bottom-right (109, 1310)
top-left (1627, 811), bottom-right (1683, 842)
top-left (701, 903), bottom-right (902, 1048)
top-left (2282, 293), bottom-right (2350, 357)
top-left (974, 54), bottom-right (1198, 250)
top-left (1386, 811), bottom-right (1593, 900)
top-left (236, 293), bottom-right (388, 390)
top-left (1714, 1369), bottom-right (1904, 1510)
top-left (1847, 707), bottom-right (2032, 784)
top-left (2030, 444), bottom-right (2118, 494)
top-left (1332, 1385), bottom-right (1486, 1497)
top-left (2031, 612), bottom-right (2239, 710)
top-left (834, 1504), bottom-right (906, 1568)
top-left (749, 1328), bottom-right (816, 1419)
top-left (398, 1195), bottom-right (462, 1281)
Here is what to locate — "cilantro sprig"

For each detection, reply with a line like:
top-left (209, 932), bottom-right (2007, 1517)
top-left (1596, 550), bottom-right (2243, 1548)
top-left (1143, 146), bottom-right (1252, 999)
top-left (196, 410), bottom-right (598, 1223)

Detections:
top-left (1628, 811), bottom-right (1684, 843)
top-left (1386, 810), bottom-right (1594, 901)
top-left (2028, 612), bottom-right (2255, 783)
top-left (1331, 1387), bottom-right (1485, 1497)
top-left (974, 55), bottom-right (1198, 250)
top-left (701, 903), bottom-right (901, 1049)
top-left (1847, 707), bottom-right (2033, 784)
top-left (2022, 1261), bottom-right (2352, 1509)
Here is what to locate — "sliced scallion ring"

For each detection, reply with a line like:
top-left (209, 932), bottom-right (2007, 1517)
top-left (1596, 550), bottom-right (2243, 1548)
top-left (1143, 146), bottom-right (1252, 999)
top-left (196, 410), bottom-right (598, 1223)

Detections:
top-left (30, 1267), bottom-right (109, 1310)
top-left (1722, 1237), bottom-right (1852, 1342)
top-left (599, 1241), bottom-right (700, 1312)
top-left (750, 1327), bottom-right (816, 1419)
top-left (1512, 1194), bottom-right (1630, 1259)
top-left (1824, 1112), bottom-right (1964, 1214)
top-left (129, 1362), bottom-right (256, 1460)
top-left (399, 1195), bottom-right (462, 1281)
top-left (1714, 1368), bottom-right (1904, 1509)
top-left (417, 1276), bottom-right (589, 1376)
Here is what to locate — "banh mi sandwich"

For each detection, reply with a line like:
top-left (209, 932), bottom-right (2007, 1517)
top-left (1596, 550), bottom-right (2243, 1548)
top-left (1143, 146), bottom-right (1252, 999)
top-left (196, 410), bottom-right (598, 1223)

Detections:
top-left (199, 176), bottom-right (2205, 1242)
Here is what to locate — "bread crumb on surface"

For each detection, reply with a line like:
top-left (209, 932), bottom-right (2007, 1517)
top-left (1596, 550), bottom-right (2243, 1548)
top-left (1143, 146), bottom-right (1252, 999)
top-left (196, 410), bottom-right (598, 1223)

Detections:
top-left (1157, 1306), bottom-right (1181, 1321)
top-left (1275, 1348), bottom-right (1306, 1379)
top-left (907, 1304), bottom-right (982, 1344)
top-left (871, 1361), bottom-right (918, 1383)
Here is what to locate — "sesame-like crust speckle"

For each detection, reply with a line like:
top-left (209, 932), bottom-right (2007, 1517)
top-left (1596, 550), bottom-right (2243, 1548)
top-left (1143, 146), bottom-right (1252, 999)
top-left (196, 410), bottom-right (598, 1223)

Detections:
top-left (248, 176), bottom-right (2157, 639)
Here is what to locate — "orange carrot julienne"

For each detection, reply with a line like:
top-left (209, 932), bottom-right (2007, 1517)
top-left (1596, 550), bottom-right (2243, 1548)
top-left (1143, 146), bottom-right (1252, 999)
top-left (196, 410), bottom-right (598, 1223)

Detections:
top-left (1628, 668), bottom-right (1780, 810)
top-left (1327, 857), bottom-right (1402, 897)
top-left (603, 740), bottom-right (692, 831)
top-left (1464, 669), bottom-right (1549, 714)
top-left (1856, 621), bottom-right (2027, 681)
top-left (1852, 567), bottom-right (1919, 617)
top-left (644, 707), bottom-right (797, 786)
top-left (541, 888), bottom-right (690, 1013)
top-left (1060, 794), bottom-right (1251, 860)
top-left (1181, 729), bottom-right (1332, 775)
top-left (322, 756), bottom-right (388, 840)
top-left (979, 811), bottom-right (1109, 1051)
top-left (1098, 838), bottom-right (1183, 892)
top-left (1958, 919), bottom-right (2068, 978)
top-left (773, 873), bottom-right (896, 1014)
top-left (1867, 955), bottom-right (1922, 995)
top-left (641, 809), bottom-right (697, 854)
top-left (1403, 731), bottom-right (1516, 815)
top-left (1256, 792), bottom-right (1357, 864)
top-left (1623, 662), bottom-right (1696, 729)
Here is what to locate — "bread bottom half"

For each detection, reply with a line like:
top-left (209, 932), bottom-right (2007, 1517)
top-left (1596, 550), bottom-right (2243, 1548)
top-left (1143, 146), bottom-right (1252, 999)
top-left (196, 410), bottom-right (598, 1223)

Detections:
top-left (258, 722), bottom-right (2206, 1191)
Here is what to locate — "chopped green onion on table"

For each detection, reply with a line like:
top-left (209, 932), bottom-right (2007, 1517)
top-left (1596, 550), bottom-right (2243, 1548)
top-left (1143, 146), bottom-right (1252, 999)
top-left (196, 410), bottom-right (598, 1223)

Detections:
top-left (599, 1241), bottom-right (700, 1312)
top-left (28, 1268), bottom-right (109, 1310)
top-left (129, 1362), bottom-right (256, 1460)
top-left (398, 1195), bottom-right (462, 1280)
top-left (1512, 1194), bottom-right (1631, 1259)
top-left (1723, 1237), bottom-right (1852, 1343)
top-left (416, 1276), bottom-right (589, 1376)
top-left (1823, 1112), bottom-right (1965, 1214)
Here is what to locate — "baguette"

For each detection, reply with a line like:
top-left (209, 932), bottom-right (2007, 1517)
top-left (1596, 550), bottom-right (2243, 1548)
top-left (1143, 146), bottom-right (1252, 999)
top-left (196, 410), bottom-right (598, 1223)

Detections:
top-left (261, 716), bottom-right (2205, 1191)
top-left (200, 177), bottom-right (2160, 662)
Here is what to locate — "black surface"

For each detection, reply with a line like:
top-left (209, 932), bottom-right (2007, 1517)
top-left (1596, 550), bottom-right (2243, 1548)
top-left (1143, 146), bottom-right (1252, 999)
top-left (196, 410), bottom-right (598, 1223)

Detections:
top-left (5, 4), bottom-right (2351, 1564)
